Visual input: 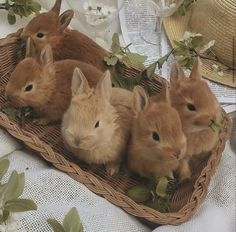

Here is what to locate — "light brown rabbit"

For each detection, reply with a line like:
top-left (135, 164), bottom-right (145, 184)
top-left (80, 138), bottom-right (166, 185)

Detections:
top-left (169, 57), bottom-right (222, 157)
top-left (21, 0), bottom-right (110, 72)
top-left (61, 69), bottom-right (133, 176)
top-left (5, 41), bottom-right (103, 125)
top-left (127, 85), bottom-right (190, 180)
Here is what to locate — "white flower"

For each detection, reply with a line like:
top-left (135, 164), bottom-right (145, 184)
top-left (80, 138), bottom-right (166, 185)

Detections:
top-left (217, 71), bottom-right (224, 77)
top-left (199, 40), bottom-right (215, 53)
top-left (212, 64), bottom-right (219, 71)
top-left (170, 3), bottom-right (176, 8)
top-left (182, 31), bottom-right (202, 40)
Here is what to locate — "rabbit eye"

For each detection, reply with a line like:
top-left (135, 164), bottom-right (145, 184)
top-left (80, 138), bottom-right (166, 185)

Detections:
top-left (95, 121), bottom-right (100, 128)
top-left (24, 84), bottom-right (33, 92)
top-left (36, 32), bottom-right (44, 38)
top-left (187, 103), bottom-right (196, 111)
top-left (152, 132), bottom-right (160, 141)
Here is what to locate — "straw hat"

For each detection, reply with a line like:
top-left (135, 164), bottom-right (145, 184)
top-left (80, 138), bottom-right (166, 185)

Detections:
top-left (164, 0), bottom-right (236, 88)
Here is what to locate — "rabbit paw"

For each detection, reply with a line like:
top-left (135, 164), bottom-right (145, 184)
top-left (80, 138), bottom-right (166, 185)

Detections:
top-left (105, 163), bottom-right (120, 176)
top-left (33, 117), bottom-right (51, 125)
top-left (178, 160), bottom-right (191, 181)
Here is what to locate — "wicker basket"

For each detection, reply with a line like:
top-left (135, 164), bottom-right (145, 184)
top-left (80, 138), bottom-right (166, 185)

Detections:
top-left (0, 30), bottom-right (232, 226)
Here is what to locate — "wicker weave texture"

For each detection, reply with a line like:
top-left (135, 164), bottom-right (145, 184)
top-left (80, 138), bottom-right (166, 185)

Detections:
top-left (0, 32), bottom-right (232, 226)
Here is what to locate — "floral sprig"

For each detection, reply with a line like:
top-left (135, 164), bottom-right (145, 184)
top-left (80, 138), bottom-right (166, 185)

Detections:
top-left (0, 159), bottom-right (37, 230)
top-left (0, 0), bottom-right (41, 25)
top-left (127, 175), bottom-right (172, 213)
top-left (48, 208), bottom-right (84, 232)
top-left (104, 33), bottom-right (147, 69)
top-left (144, 32), bottom-right (218, 78)
top-left (104, 33), bottom-right (151, 92)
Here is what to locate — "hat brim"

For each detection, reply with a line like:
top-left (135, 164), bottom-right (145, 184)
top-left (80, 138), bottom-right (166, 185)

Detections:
top-left (164, 11), bottom-right (236, 88)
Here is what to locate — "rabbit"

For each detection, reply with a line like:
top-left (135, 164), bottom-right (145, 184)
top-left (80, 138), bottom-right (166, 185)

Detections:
top-left (21, 0), bottom-right (110, 72)
top-left (169, 57), bottom-right (222, 158)
top-left (61, 68), bottom-right (133, 176)
top-left (5, 41), bottom-right (103, 125)
top-left (127, 85), bottom-right (190, 181)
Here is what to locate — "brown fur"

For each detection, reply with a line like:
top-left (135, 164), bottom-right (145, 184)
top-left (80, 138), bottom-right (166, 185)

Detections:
top-left (169, 58), bottom-right (222, 157)
top-left (61, 70), bottom-right (133, 175)
top-left (21, 0), bottom-right (110, 72)
top-left (5, 45), bottom-right (102, 125)
top-left (127, 86), bottom-right (190, 180)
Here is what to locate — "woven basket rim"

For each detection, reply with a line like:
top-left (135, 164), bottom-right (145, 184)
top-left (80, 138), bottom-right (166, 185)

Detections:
top-left (0, 31), bottom-right (232, 225)
top-left (0, 110), bottom-right (231, 224)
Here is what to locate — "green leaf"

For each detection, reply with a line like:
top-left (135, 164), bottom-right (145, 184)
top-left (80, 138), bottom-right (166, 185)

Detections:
top-left (29, 1), bottom-right (41, 13)
top-left (111, 33), bottom-right (120, 54)
top-left (63, 207), bottom-right (83, 232)
top-left (104, 56), bottom-right (119, 66)
top-left (8, 7), bottom-right (15, 16)
top-left (0, 210), bottom-right (9, 224)
top-left (155, 177), bottom-right (168, 198)
top-left (157, 52), bottom-right (170, 69)
top-left (47, 219), bottom-right (65, 232)
top-left (146, 197), bottom-right (170, 213)
top-left (127, 185), bottom-right (151, 203)
top-left (173, 40), bottom-right (186, 47)
top-left (2, 209), bottom-right (10, 223)
top-left (125, 53), bottom-right (147, 69)
top-left (13, 173), bottom-right (25, 199)
top-left (1, 106), bottom-right (19, 120)
top-left (209, 121), bottom-right (221, 132)
top-left (4, 199), bottom-right (37, 212)
top-left (0, 159), bottom-right (10, 180)
top-left (1, 171), bottom-right (25, 202)
top-left (190, 35), bottom-right (203, 48)
top-left (7, 12), bottom-right (16, 24)
top-left (3, 170), bottom-right (19, 202)
top-left (145, 61), bottom-right (158, 79)
top-left (127, 53), bottom-right (147, 64)
top-left (0, 183), bottom-right (7, 197)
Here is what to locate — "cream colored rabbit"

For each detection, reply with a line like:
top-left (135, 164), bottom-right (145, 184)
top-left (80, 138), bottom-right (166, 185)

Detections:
top-left (127, 85), bottom-right (190, 180)
top-left (169, 58), bottom-right (222, 157)
top-left (61, 69), bottom-right (133, 176)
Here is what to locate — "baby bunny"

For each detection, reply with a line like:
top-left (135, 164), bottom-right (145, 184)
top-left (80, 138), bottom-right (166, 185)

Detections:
top-left (5, 41), bottom-right (102, 125)
top-left (127, 85), bottom-right (190, 180)
top-left (21, 0), bottom-right (109, 72)
top-left (61, 69), bottom-right (133, 176)
top-left (169, 57), bottom-right (222, 157)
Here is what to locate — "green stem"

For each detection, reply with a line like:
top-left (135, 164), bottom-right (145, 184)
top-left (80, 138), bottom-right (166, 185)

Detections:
top-left (120, 43), bottom-right (132, 53)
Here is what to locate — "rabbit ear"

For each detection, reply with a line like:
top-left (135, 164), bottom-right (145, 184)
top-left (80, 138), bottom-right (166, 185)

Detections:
top-left (51, 0), bottom-right (62, 15)
top-left (189, 57), bottom-right (202, 81)
top-left (40, 45), bottom-right (54, 66)
top-left (58, 10), bottom-right (74, 30)
top-left (71, 67), bottom-right (90, 96)
top-left (170, 62), bottom-right (185, 85)
top-left (25, 38), bottom-right (37, 58)
top-left (159, 81), bottom-right (171, 104)
top-left (133, 86), bottom-right (149, 113)
top-left (96, 71), bottom-right (112, 101)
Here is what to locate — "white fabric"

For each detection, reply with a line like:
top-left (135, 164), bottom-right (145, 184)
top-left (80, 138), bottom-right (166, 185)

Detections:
top-left (0, 129), bottom-right (150, 232)
top-left (0, 128), bottom-right (235, 232)
top-left (0, 1), bottom-right (235, 231)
